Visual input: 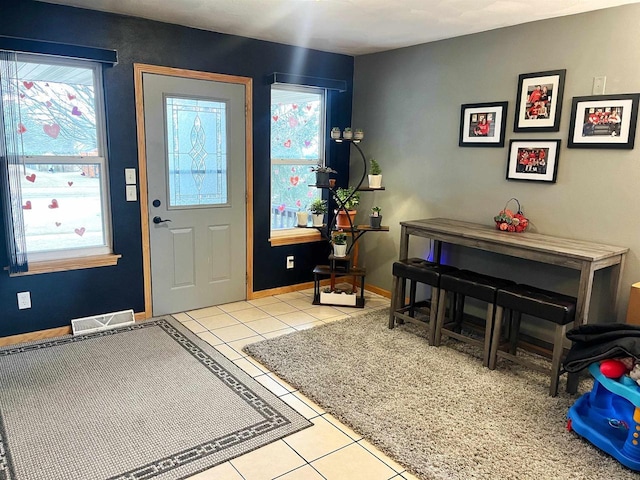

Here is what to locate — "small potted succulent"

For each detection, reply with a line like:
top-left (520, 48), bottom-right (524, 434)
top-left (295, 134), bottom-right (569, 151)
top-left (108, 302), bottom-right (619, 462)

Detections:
top-left (342, 127), bottom-right (353, 140)
top-left (353, 128), bottom-right (364, 140)
top-left (308, 198), bottom-right (328, 227)
top-left (369, 206), bottom-right (382, 229)
top-left (368, 158), bottom-right (382, 188)
top-left (330, 127), bottom-right (341, 140)
top-left (332, 232), bottom-right (348, 257)
top-left (311, 164), bottom-right (337, 186)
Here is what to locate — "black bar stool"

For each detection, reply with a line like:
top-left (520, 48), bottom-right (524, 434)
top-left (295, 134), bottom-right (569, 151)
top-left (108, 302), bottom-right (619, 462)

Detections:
top-left (389, 258), bottom-right (457, 344)
top-left (488, 284), bottom-right (576, 396)
top-left (434, 270), bottom-right (515, 366)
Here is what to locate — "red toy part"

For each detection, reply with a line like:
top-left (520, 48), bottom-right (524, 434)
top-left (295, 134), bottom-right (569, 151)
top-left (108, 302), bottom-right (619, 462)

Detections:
top-left (600, 359), bottom-right (628, 379)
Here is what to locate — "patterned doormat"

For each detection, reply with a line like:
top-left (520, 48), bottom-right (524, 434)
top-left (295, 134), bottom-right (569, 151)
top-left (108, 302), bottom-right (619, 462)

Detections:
top-left (0, 318), bottom-right (310, 480)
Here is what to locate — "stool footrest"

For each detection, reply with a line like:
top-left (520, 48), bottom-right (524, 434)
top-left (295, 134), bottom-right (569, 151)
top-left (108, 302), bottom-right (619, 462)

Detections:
top-left (393, 311), bottom-right (430, 326)
top-left (495, 350), bottom-right (553, 377)
top-left (441, 328), bottom-right (485, 350)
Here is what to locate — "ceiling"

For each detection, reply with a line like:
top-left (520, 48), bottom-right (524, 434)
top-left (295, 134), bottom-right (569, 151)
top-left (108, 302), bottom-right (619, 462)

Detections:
top-left (41, 0), bottom-right (640, 55)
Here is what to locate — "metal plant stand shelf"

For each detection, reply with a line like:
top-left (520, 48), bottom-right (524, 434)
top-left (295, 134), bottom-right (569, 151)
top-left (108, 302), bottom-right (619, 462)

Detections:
top-left (312, 136), bottom-right (388, 308)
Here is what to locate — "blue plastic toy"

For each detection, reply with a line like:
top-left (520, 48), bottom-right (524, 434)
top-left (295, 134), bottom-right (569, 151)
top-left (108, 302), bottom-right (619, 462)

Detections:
top-left (567, 362), bottom-right (640, 471)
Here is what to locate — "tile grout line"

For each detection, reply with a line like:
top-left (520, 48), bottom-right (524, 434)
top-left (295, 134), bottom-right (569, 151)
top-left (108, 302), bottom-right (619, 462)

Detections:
top-left (178, 291), bottom-right (392, 480)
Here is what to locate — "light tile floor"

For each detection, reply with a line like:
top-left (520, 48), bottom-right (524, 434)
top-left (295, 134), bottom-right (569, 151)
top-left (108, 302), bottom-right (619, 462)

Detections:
top-left (174, 289), bottom-right (420, 480)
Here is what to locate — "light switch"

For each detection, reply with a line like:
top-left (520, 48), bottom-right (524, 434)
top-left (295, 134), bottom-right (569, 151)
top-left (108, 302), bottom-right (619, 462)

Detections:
top-left (592, 76), bottom-right (606, 95)
top-left (125, 168), bottom-right (137, 185)
top-left (126, 185), bottom-right (137, 201)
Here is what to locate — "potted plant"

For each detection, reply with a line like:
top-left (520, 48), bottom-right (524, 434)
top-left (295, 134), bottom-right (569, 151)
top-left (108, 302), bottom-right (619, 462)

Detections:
top-left (308, 198), bottom-right (327, 227)
top-left (354, 128), bottom-right (364, 140)
top-left (311, 164), bottom-right (337, 186)
top-left (330, 127), bottom-right (341, 140)
top-left (368, 158), bottom-right (382, 188)
top-left (342, 127), bottom-right (353, 140)
top-left (296, 208), bottom-right (309, 227)
top-left (333, 186), bottom-right (360, 229)
top-left (332, 232), bottom-right (348, 257)
top-left (369, 206), bottom-right (382, 229)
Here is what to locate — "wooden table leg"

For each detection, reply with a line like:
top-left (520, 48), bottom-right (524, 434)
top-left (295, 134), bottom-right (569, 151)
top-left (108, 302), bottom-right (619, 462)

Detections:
top-left (399, 225), bottom-right (409, 260)
top-left (433, 239), bottom-right (442, 263)
top-left (609, 257), bottom-right (626, 320)
top-left (576, 262), bottom-right (596, 326)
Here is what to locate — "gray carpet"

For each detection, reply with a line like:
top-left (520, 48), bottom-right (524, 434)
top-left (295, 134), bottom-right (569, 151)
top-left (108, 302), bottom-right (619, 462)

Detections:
top-left (244, 309), bottom-right (639, 480)
top-left (0, 317), bottom-right (310, 480)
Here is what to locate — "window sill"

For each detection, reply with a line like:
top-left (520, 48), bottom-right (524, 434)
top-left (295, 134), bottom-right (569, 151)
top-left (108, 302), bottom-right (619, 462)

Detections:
top-left (270, 228), bottom-right (323, 246)
top-left (9, 253), bottom-right (122, 276)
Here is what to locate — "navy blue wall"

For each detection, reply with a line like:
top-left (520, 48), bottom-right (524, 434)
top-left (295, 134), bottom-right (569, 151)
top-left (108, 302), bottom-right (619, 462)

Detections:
top-left (0, 0), bottom-right (353, 336)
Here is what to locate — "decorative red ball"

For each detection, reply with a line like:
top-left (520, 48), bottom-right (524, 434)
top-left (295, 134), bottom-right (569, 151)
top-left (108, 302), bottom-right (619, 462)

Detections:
top-left (600, 359), bottom-right (627, 378)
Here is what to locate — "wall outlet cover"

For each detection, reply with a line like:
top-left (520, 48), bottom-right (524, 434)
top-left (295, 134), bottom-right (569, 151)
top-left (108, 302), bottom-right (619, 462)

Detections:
top-left (17, 291), bottom-right (31, 309)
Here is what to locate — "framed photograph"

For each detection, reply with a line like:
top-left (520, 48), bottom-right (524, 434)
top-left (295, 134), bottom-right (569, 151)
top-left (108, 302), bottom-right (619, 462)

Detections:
top-left (567, 94), bottom-right (640, 149)
top-left (506, 139), bottom-right (560, 183)
top-left (514, 69), bottom-right (566, 132)
top-left (459, 101), bottom-right (508, 147)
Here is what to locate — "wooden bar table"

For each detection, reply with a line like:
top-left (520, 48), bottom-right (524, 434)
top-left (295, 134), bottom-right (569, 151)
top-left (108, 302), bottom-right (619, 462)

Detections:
top-left (399, 218), bottom-right (629, 326)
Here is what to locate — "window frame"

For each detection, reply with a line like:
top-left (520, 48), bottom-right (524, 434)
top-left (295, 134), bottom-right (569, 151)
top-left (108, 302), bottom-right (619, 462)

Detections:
top-left (269, 83), bottom-right (326, 244)
top-left (9, 53), bottom-right (115, 271)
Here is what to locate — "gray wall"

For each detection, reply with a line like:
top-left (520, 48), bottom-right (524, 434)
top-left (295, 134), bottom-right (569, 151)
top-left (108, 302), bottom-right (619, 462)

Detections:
top-left (352, 4), bottom-right (640, 329)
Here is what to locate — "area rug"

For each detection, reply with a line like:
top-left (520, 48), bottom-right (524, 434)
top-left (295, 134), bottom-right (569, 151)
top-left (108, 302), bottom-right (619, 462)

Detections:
top-left (0, 317), bottom-right (310, 480)
top-left (244, 309), bottom-right (638, 480)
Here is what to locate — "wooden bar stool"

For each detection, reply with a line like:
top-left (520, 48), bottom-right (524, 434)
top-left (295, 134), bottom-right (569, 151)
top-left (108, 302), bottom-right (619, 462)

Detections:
top-left (434, 270), bottom-right (515, 366)
top-left (389, 258), bottom-right (457, 344)
top-left (488, 284), bottom-right (576, 396)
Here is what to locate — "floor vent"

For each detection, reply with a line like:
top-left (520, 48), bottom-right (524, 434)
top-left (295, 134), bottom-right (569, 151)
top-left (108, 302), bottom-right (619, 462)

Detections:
top-left (71, 309), bottom-right (135, 336)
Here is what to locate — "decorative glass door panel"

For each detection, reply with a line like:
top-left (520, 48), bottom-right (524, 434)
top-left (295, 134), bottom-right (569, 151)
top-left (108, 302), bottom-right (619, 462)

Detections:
top-left (165, 96), bottom-right (228, 208)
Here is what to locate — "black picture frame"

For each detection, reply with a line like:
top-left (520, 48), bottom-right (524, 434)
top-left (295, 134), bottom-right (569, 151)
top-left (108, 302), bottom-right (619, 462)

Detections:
top-left (506, 139), bottom-right (560, 183)
top-left (459, 101), bottom-right (508, 147)
top-left (567, 93), bottom-right (640, 149)
top-left (514, 69), bottom-right (566, 132)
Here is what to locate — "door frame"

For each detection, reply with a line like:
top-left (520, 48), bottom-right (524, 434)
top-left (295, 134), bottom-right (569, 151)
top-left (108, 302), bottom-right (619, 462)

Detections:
top-left (133, 63), bottom-right (253, 318)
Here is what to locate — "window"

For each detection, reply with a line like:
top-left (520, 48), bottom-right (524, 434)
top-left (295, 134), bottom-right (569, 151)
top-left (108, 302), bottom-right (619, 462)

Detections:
top-left (270, 85), bottom-right (324, 233)
top-left (2, 54), bottom-right (112, 265)
top-left (165, 96), bottom-right (229, 207)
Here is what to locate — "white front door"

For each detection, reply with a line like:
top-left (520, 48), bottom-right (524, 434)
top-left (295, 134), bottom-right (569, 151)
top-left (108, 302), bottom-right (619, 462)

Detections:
top-left (142, 72), bottom-right (246, 315)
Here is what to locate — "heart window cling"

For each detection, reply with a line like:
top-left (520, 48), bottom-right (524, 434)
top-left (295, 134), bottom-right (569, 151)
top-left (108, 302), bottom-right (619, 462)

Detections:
top-left (16, 79), bottom-right (93, 242)
top-left (21, 171), bottom-right (86, 237)
top-left (43, 123), bottom-right (61, 138)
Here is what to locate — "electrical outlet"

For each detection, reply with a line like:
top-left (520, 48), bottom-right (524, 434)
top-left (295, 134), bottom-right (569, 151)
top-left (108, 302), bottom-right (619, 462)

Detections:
top-left (286, 256), bottom-right (294, 269)
top-left (17, 291), bottom-right (31, 310)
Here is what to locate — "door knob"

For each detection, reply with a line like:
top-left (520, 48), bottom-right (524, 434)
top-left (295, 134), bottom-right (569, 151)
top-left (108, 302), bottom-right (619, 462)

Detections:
top-left (153, 216), bottom-right (171, 224)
